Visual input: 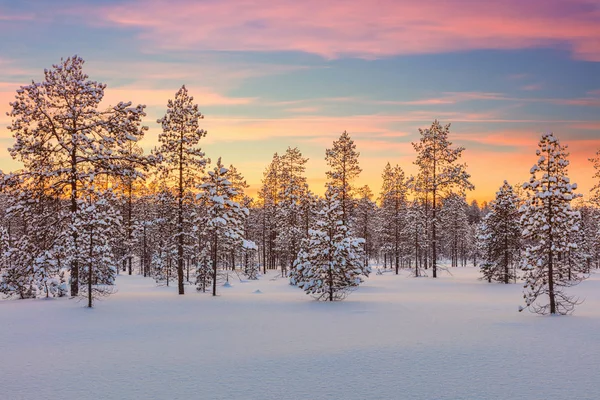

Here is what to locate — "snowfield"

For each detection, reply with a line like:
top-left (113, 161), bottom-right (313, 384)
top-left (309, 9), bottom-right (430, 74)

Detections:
top-left (1, 267), bottom-right (599, 400)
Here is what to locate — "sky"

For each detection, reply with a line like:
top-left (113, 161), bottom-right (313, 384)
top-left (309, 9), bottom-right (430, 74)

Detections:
top-left (0, 0), bottom-right (599, 202)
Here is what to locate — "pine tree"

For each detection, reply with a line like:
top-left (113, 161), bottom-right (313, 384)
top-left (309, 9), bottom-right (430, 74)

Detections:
top-left (74, 190), bottom-right (121, 308)
top-left (7, 56), bottom-right (148, 296)
top-left (258, 153), bottom-right (281, 273)
top-left (520, 133), bottom-right (587, 315)
top-left (477, 181), bottom-right (521, 283)
top-left (354, 185), bottom-right (376, 268)
top-left (325, 131), bottom-right (361, 227)
top-left (197, 158), bottom-right (249, 296)
top-left (0, 174), bottom-right (67, 299)
top-left (276, 147), bottom-right (309, 276)
top-left (440, 193), bottom-right (470, 268)
top-left (412, 120), bottom-right (474, 278)
top-left (291, 191), bottom-right (370, 301)
top-left (405, 200), bottom-right (428, 277)
top-left (155, 85), bottom-right (207, 295)
top-left (379, 163), bottom-right (409, 274)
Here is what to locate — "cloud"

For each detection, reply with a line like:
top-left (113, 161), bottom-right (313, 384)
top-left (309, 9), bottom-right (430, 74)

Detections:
top-left (521, 84), bottom-right (544, 91)
top-left (80, 0), bottom-right (600, 60)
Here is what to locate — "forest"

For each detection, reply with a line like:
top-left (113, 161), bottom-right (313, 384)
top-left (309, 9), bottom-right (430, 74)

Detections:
top-left (0, 56), bottom-right (598, 314)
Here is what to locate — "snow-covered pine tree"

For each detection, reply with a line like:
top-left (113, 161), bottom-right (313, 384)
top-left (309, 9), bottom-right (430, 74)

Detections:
top-left (412, 120), bottom-right (474, 278)
top-left (477, 181), bottom-right (521, 283)
top-left (149, 182), bottom-right (178, 286)
top-left (73, 190), bottom-right (121, 308)
top-left (379, 163), bottom-right (409, 274)
top-left (0, 174), bottom-right (68, 299)
top-left (155, 85), bottom-right (207, 295)
top-left (7, 56), bottom-right (148, 296)
top-left (242, 240), bottom-right (260, 280)
top-left (325, 131), bottom-right (361, 227)
top-left (276, 147), bottom-right (309, 277)
top-left (291, 190), bottom-right (370, 301)
top-left (197, 158), bottom-right (249, 296)
top-left (520, 133), bottom-right (587, 315)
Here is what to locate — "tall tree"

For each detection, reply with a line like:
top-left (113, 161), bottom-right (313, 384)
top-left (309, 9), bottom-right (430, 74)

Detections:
top-left (258, 153), bottom-right (281, 273)
top-left (412, 120), bottom-right (474, 278)
top-left (7, 55), bottom-right (148, 296)
top-left (276, 147), bottom-right (309, 276)
top-left (155, 85), bottom-right (207, 295)
top-left (520, 133), bottom-right (587, 315)
top-left (355, 185), bottom-right (376, 268)
top-left (379, 163), bottom-right (409, 274)
top-left (325, 131), bottom-right (361, 227)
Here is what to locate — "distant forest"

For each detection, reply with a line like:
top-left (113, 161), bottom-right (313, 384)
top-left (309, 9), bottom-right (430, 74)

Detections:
top-left (0, 56), bottom-right (597, 313)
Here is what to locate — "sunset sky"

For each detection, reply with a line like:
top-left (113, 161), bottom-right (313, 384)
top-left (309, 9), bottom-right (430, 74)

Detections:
top-left (0, 0), bottom-right (599, 202)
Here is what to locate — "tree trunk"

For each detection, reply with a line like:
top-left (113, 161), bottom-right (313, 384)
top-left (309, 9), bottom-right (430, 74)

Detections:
top-left (212, 233), bottom-right (218, 296)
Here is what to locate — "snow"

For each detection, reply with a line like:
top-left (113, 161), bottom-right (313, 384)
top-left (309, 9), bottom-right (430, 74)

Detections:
top-left (1, 267), bottom-right (600, 400)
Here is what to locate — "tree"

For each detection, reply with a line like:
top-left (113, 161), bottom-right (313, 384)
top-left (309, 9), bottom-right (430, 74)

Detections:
top-left (257, 153), bottom-right (281, 273)
top-left (405, 200), bottom-right (428, 277)
top-left (73, 190), bottom-right (120, 308)
top-left (198, 158), bottom-right (249, 296)
top-left (155, 85), bottom-right (207, 295)
top-left (276, 147), bottom-right (309, 276)
top-left (354, 185), bottom-right (376, 268)
top-left (379, 163), bottom-right (409, 274)
top-left (7, 55), bottom-right (148, 296)
top-left (0, 174), bottom-right (67, 299)
top-left (412, 120), bottom-right (474, 278)
top-left (520, 133), bottom-right (587, 315)
top-left (440, 193), bottom-right (470, 268)
top-left (477, 181), bottom-right (521, 283)
top-left (291, 190), bottom-right (370, 301)
top-left (590, 149), bottom-right (600, 206)
top-left (325, 131), bottom-right (361, 227)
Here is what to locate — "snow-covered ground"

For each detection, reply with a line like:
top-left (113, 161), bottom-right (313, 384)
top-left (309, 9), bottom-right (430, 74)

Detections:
top-left (1, 267), bottom-right (599, 400)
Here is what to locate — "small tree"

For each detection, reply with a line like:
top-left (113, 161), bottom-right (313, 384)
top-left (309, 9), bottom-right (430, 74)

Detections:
top-left (73, 190), bottom-right (121, 308)
top-left (520, 133), bottom-right (588, 315)
top-left (291, 191), bottom-right (370, 301)
top-left (477, 181), bottom-right (521, 283)
top-left (198, 158), bottom-right (248, 296)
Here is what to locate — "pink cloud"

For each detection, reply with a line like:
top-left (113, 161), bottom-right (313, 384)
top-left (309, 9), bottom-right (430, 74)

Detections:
top-left (521, 83), bottom-right (544, 91)
top-left (81, 0), bottom-right (600, 60)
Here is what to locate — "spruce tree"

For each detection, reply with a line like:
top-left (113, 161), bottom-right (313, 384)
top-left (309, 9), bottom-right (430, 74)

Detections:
top-left (520, 133), bottom-right (587, 315)
top-left (477, 181), bottom-right (521, 283)
top-left (291, 190), bottom-right (370, 301)
top-left (197, 158), bottom-right (249, 296)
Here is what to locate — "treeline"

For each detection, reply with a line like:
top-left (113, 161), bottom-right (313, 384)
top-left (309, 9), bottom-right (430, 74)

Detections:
top-left (0, 56), bottom-right (598, 313)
